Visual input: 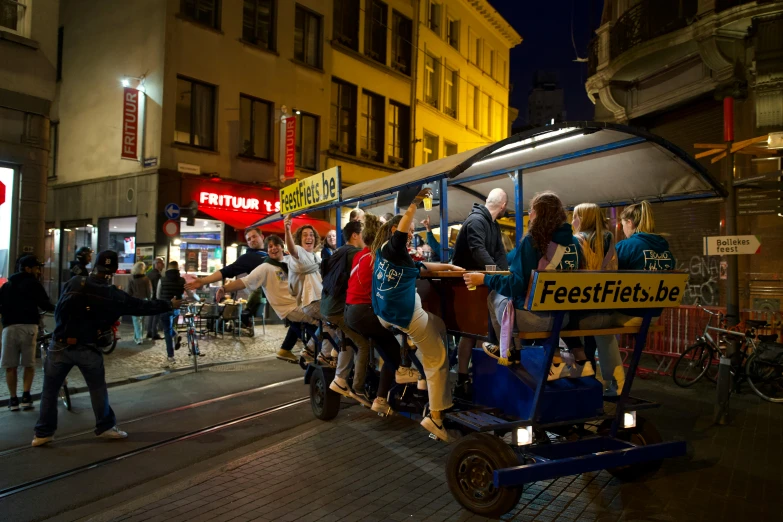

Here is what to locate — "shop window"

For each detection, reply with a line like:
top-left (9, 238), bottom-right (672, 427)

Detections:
top-left (242, 0), bottom-right (275, 50)
top-left (0, 0), bottom-right (29, 37)
top-left (444, 140), bottom-right (457, 157)
top-left (296, 111), bottom-right (318, 170)
top-left (387, 101), bottom-right (409, 168)
top-left (180, 0), bottom-right (221, 30)
top-left (447, 17), bottom-right (459, 50)
top-left (424, 54), bottom-right (440, 108)
top-left (176, 219), bottom-right (224, 297)
top-left (240, 94), bottom-right (272, 160)
top-left (175, 76), bottom-right (216, 150)
top-left (101, 217), bottom-right (137, 274)
top-left (294, 5), bottom-right (322, 68)
top-left (444, 67), bottom-right (458, 119)
top-left (0, 166), bottom-right (16, 282)
top-left (422, 131), bottom-right (438, 164)
top-left (427, 0), bottom-right (441, 36)
top-left (333, 0), bottom-right (359, 50)
top-left (330, 78), bottom-right (356, 155)
top-left (360, 91), bottom-right (384, 162)
top-left (364, 0), bottom-right (387, 64)
top-left (391, 11), bottom-right (412, 75)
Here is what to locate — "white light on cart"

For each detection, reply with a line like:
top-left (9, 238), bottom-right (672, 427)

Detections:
top-left (623, 411), bottom-right (637, 429)
top-left (515, 426), bottom-right (533, 446)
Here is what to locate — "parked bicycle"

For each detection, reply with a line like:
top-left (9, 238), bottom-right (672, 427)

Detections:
top-left (183, 303), bottom-right (201, 372)
top-left (100, 321), bottom-right (121, 354)
top-left (672, 304), bottom-right (783, 402)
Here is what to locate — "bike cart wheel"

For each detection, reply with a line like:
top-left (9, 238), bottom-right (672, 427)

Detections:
top-left (606, 417), bottom-right (664, 481)
top-left (745, 353), bottom-right (783, 403)
top-left (672, 343), bottom-right (715, 387)
top-left (446, 433), bottom-right (522, 518)
top-left (310, 367), bottom-right (340, 421)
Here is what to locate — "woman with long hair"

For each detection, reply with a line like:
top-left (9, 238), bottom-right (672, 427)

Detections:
top-left (371, 188), bottom-right (464, 440)
top-left (593, 200), bottom-right (675, 395)
top-left (126, 261), bottom-right (153, 345)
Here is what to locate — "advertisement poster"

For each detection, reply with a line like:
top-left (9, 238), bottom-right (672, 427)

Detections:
top-left (136, 245), bottom-right (154, 270)
top-left (185, 250), bottom-right (199, 273)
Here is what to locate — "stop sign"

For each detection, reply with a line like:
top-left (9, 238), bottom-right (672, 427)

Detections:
top-left (0, 181), bottom-right (5, 206)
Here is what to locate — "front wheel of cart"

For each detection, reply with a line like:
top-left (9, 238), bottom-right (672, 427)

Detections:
top-left (606, 417), bottom-right (664, 481)
top-left (310, 366), bottom-right (340, 421)
top-left (446, 433), bottom-right (522, 518)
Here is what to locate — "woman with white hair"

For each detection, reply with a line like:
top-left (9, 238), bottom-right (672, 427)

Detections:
top-left (126, 262), bottom-right (153, 345)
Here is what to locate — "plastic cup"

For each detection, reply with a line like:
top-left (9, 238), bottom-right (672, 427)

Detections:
top-left (423, 195), bottom-right (433, 212)
top-left (485, 265), bottom-right (497, 272)
top-left (467, 284), bottom-right (476, 291)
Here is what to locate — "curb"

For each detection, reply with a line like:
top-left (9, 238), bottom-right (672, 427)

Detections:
top-left (0, 354), bottom-right (279, 408)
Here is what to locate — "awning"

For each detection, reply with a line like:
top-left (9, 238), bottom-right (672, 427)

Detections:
top-left (200, 207), bottom-right (331, 236)
top-left (258, 216), bottom-right (332, 237)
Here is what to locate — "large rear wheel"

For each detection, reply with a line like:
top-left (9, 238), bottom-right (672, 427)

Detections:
top-left (310, 367), bottom-right (340, 420)
top-left (672, 343), bottom-right (715, 387)
top-left (607, 417), bottom-right (664, 481)
top-left (446, 433), bottom-right (522, 518)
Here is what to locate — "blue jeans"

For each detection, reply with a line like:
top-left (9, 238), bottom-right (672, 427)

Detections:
top-left (161, 310), bottom-right (180, 357)
top-left (132, 316), bottom-right (144, 342)
top-left (35, 343), bottom-right (116, 437)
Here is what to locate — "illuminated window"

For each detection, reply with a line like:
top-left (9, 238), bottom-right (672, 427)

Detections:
top-left (0, 0), bottom-right (29, 36)
top-left (424, 54), bottom-right (440, 108)
top-left (444, 67), bottom-right (458, 118)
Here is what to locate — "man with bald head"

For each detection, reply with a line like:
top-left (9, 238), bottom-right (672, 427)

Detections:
top-left (451, 188), bottom-right (509, 398)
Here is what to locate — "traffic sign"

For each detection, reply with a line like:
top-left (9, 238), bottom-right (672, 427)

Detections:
top-left (164, 203), bottom-right (181, 220)
top-left (703, 235), bottom-right (761, 256)
top-left (0, 181), bottom-right (5, 206)
top-left (162, 219), bottom-right (180, 238)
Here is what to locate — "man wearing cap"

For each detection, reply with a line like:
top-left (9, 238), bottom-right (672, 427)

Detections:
top-left (32, 251), bottom-right (181, 447)
top-left (70, 246), bottom-right (93, 278)
top-left (0, 256), bottom-right (55, 411)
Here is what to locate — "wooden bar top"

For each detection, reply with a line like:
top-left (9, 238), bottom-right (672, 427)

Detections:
top-left (420, 270), bottom-right (511, 278)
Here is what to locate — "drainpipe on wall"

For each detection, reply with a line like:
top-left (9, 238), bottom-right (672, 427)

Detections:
top-left (409, 0), bottom-right (421, 168)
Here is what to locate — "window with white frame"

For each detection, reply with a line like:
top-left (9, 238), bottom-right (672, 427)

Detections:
top-left (427, 0), bottom-right (441, 36)
top-left (422, 131), bottom-right (439, 164)
top-left (423, 54), bottom-right (440, 108)
top-left (0, 0), bottom-right (30, 37)
top-left (444, 67), bottom-right (458, 119)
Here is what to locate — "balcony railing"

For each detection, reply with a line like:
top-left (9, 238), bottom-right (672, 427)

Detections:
top-left (587, 37), bottom-right (599, 76)
top-left (610, 0), bottom-right (698, 61)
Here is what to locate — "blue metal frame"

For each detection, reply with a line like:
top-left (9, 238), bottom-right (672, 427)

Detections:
top-left (514, 170), bottom-right (523, 245)
top-left (335, 166), bottom-right (343, 247)
top-left (439, 178), bottom-right (449, 262)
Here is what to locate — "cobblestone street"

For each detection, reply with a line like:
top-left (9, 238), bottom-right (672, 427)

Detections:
top-left (0, 320), bottom-right (290, 402)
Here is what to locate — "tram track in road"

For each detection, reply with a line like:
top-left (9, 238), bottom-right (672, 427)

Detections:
top-left (0, 395), bottom-right (309, 500)
top-left (0, 376), bottom-right (302, 458)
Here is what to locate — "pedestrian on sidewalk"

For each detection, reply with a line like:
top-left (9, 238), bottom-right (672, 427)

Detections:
top-left (32, 251), bottom-right (181, 447)
top-left (158, 261), bottom-right (200, 367)
top-left (146, 258), bottom-right (164, 340)
top-left (0, 255), bottom-right (55, 411)
top-left (126, 262), bottom-right (153, 345)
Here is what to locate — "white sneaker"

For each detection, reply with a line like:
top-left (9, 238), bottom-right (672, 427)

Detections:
top-left (371, 397), bottom-right (394, 416)
top-left (329, 376), bottom-right (351, 397)
top-left (421, 412), bottom-right (449, 442)
top-left (98, 426), bottom-right (128, 439)
top-left (395, 367), bottom-right (418, 384)
top-left (417, 379), bottom-right (427, 391)
top-left (162, 357), bottom-right (176, 368)
top-left (567, 361), bottom-right (595, 378)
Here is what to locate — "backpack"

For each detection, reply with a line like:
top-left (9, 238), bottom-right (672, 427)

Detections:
top-left (321, 247), bottom-right (354, 301)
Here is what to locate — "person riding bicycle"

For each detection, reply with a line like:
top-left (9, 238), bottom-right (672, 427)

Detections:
top-left (32, 251), bottom-right (182, 447)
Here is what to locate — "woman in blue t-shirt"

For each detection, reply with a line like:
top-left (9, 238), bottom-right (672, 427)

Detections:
top-left (371, 188), bottom-right (464, 442)
top-left (595, 200), bottom-right (676, 395)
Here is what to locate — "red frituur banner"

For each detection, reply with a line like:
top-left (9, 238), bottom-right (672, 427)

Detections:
top-left (121, 87), bottom-right (139, 160)
top-left (284, 115), bottom-right (296, 178)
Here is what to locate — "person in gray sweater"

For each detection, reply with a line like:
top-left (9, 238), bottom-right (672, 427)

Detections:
top-left (126, 262), bottom-right (153, 344)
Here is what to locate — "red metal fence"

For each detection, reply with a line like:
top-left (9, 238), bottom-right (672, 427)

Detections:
top-left (619, 306), bottom-right (783, 376)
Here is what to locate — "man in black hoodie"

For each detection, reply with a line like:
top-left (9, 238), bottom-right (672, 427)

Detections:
top-left (158, 261), bottom-right (200, 366)
top-left (0, 256), bottom-right (55, 411)
top-left (450, 189), bottom-right (509, 395)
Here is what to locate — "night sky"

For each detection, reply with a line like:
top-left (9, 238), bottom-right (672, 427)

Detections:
top-left (490, 0), bottom-right (604, 126)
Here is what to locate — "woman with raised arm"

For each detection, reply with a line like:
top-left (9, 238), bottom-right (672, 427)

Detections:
top-left (594, 201), bottom-right (675, 395)
top-left (372, 188), bottom-right (463, 441)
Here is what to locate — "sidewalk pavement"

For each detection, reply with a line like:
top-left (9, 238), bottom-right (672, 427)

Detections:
top-left (103, 377), bottom-right (782, 522)
top-left (0, 322), bottom-right (292, 402)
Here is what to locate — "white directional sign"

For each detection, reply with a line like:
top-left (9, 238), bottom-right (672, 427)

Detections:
top-left (703, 235), bottom-right (761, 256)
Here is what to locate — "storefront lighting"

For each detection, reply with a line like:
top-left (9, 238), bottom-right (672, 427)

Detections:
top-left (231, 243), bottom-right (238, 247)
top-left (121, 79), bottom-right (130, 87)
top-left (64, 228), bottom-right (72, 232)
top-left (173, 239), bottom-right (182, 245)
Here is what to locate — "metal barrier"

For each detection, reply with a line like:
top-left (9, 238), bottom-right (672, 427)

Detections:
top-left (617, 306), bottom-right (783, 376)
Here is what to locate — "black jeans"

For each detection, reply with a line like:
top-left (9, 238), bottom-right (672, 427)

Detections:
top-left (345, 303), bottom-right (401, 398)
top-left (280, 322), bottom-right (321, 352)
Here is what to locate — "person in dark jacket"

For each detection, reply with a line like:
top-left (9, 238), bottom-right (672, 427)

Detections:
top-left (69, 247), bottom-right (93, 278)
top-left (32, 251), bottom-right (180, 446)
top-left (158, 261), bottom-right (200, 366)
top-left (185, 227), bottom-right (267, 293)
top-left (0, 256), bottom-right (55, 411)
top-left (145, 258), bottom-right (165, 340)
top-left (450, 189), bottom-right (510, 392)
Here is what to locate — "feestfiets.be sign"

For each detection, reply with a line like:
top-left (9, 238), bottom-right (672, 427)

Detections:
top-left (702, 235), bottom-right (761, 255)
top-left (279, 167), bottom-right (339, 214)
top-left (524, 271), bottom-right (688, 312)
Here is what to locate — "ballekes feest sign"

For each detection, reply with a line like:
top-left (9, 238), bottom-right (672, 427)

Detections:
top-left (524, 270), bottom-right (688, 312)
top-left (279, 167), bottom-right (339, 214)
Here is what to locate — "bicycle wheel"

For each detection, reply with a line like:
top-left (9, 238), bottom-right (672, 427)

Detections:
top-left (745, 353), bottom-right (783, 403)
top-left (188, 330), bottom-right (199, 373)
top-left (672, 343), bottom-right (715, 388)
